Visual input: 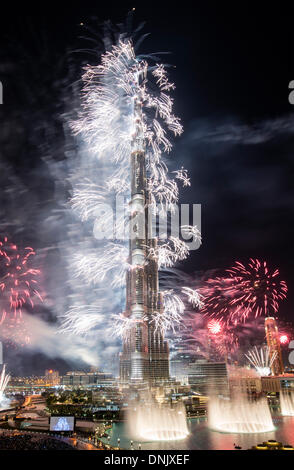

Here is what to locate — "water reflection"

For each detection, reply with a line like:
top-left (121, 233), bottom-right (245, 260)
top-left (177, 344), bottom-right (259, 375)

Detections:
top-left (105, 414), bottom-right (294, 450)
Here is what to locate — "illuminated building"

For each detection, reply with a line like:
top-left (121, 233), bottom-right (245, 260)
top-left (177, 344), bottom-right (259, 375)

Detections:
top-left (265, 317), bottom-right (284, 375)
top-left (261, 374), bottom-right (294, 393)
top-left (60, 371), bottom-right (114, 388)
top-left (170, 353), bottom-right (201, 381)
top-left (187, 360), bottom-right (229, 395)
top-left (45, 369), bottom-right (60, 386)
top-left (119, 96), bottom-right (169, 385)
top-left (229, 376), bottom-right (262, 396)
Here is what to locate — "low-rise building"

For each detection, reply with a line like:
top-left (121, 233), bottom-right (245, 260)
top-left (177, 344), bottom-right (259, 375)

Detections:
top-left (187, 360), bottom-right (229, 395)
top-left (229, 376), bottom-right (262, 395)
top-left (60, 371), bottom-right (114, 388)
top-left (261, 374), bottom-right (294, 394)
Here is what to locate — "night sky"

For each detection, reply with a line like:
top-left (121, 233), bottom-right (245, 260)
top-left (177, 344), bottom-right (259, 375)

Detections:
top-left (0, 1), bottom-right (294, 374)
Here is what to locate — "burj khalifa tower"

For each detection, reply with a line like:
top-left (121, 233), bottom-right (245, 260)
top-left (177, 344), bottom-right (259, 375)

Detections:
top-left (119, 77), bottom-right (169, 385)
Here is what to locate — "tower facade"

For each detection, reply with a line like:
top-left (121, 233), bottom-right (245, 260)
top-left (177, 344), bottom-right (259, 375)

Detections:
top-left (265, 317), bottom-right (284, 376)
top-left (119, 91), bottom-right (169, 385)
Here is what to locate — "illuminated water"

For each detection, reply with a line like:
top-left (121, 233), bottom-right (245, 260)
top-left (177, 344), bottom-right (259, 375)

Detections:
top-left (0, 393), bottom-right (11, 410)
top-left (280, 391), bottom-right (294, 416)
top-left (104, 414), bottom-right (294, 450)
top-left (208, 395), bottom-right (275, 433)
top-left (127, 402), bottom-right (189, 441)
top-left (0, 365), bottom-right (10, 410)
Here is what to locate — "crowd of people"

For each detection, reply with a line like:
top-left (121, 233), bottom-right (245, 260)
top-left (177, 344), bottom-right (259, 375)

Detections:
top-left (0, 433), bottom-right (76, 450)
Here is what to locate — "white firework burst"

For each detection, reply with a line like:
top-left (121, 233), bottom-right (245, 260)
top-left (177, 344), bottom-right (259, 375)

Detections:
top-left (182, 286), bottom-right (204, 309)
top-left (245, 345), bottom-right (277, 376)
top-left (111, 313), bottom-right (138, 339)
top-left (59, 305), bottom-right (105, 336)
top-left (70, 243), bottom-right (130, 288)
top-left (61, 37), bottom-right (191, 337)
top-left (151, 290), bottom-right (185, 335)
top-left (148, 236), bottom-right (189, 269)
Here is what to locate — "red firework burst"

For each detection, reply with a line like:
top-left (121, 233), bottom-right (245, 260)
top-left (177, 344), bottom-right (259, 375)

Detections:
top-left (0, 236), bottom-right (42, 326)
top-left (181, 314), bottom-right (238, 360)
top-left (200, 259), bottom-right (287, 325)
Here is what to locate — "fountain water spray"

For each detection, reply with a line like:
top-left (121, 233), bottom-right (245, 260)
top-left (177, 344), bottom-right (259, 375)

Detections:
top-left (127, 401), bottom-right (189, 441)
top-left (209, 393), bottom-right (275, 434)
top-left (280, 391), bottom-right (294, 416)
top-left (0, 365), bottom-right (10, 409)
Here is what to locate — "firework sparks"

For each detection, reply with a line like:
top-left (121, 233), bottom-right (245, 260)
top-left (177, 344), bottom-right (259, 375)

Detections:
top-left (245, 345), bottom-right (277, 376)
top-left (207, 319), bottom-right (222, 335)
top-left (111, 313), bottom-right (140, 339)
top-left (59, 304), bottom-right (105, 336)
top-left (181, 286), bottom-right (204, 308)
top-left (70, 243), bottom-right (130, 288)
top-left (172, 167), bottom-right (191, 187)
top-left (71, 40), bottom-right (184, 208)
top-left (150, 290), bottom-right (185, 336)
top-left (180, 313), bottom-right (238, 360)
top-left (61, 37), bottom-right (191, 337)
top-left (148, 237), bottom-right (189, 269)
top-left (0, 236), bottom-right (42, 326)
top-left (199, 259), bottom-right (287, 325)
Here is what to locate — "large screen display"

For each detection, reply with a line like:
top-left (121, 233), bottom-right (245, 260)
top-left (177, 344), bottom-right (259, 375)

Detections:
top-left (50, 416), bottom-right (75, 431)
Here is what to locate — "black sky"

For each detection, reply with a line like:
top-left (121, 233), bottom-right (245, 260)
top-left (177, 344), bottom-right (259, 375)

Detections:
top-left (0, 1), bottom-right (294, 373)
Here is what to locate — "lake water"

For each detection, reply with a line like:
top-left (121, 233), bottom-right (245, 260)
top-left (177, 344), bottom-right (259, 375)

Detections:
top-left (104, 414), bottom-right (294, 450)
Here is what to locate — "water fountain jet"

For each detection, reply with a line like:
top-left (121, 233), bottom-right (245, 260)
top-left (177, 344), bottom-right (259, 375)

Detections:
top-left (0, 365), bottom-right (10, 410)
top-left (127, 401), bottom-right (189, 441)
top-left (280, 391), bottom-right (294, 416)
top-left (209, 394), bottom-right (275, 434)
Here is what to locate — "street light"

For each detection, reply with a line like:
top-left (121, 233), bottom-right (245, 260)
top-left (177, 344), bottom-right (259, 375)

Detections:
top-left (117, 437), bottom-right (120, 449)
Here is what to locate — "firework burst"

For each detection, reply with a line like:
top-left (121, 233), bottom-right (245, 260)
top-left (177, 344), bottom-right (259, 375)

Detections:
top-left (200, 259), bottom-right (287, 325)
top-left (207, 319), bottom-right (222, 335)
top-left (245, 345), bottom-right (277, 376)
top-left (61, 32), bottom-right (200, 338)
top-left (0, 237), bottom-right (42, 326)
top-left (150, 290), bottom-right (185, 336)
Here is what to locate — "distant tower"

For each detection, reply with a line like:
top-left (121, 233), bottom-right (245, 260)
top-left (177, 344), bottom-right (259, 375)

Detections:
top-left (119, 84), bottom-right (169, 385)
top-left (265, 317), bottom-right (284, 375)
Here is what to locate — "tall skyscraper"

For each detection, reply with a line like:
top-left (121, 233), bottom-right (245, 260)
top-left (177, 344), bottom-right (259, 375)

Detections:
top-left (119, 92), bottom-right (169, 385)
top-left (265, 317), bottom-right (284, 376)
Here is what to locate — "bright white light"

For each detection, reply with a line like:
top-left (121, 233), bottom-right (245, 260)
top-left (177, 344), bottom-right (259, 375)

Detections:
top-left (245, 346), bottom-right (277, 376)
